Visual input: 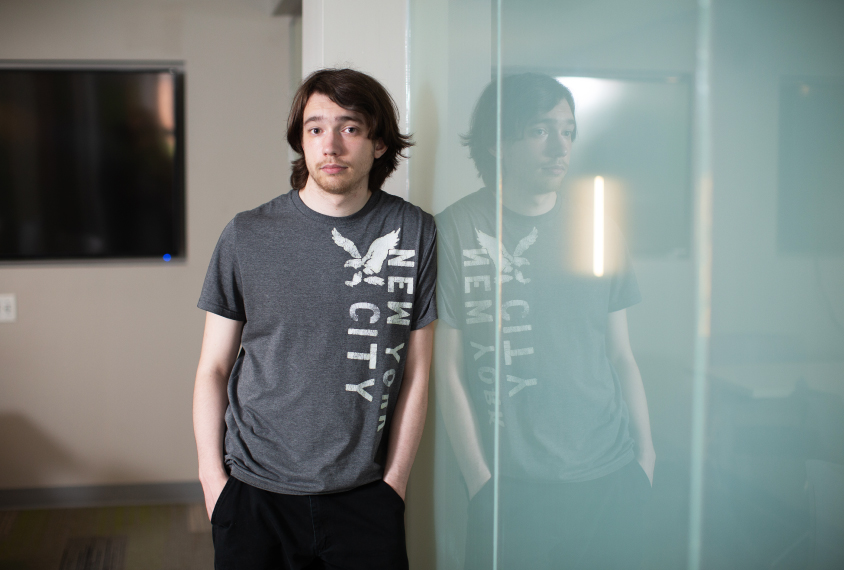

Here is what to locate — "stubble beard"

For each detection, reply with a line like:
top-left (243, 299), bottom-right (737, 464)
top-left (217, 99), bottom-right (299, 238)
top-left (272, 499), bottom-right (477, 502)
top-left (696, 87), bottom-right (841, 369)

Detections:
top-left (501, 154), bottom-right (568, 197)
top-left (307, 155), bottom-right (374, 196)
top-left (540, 174), bottom-right (567, 195)
top-left (537, 161), bottom-right (572, 196)
top-left (307, 167), bottom-right (367, 196)
top-left (314, 174), bottom-right (352, 195)
top-left (507, 171), bottom-right (567, 198)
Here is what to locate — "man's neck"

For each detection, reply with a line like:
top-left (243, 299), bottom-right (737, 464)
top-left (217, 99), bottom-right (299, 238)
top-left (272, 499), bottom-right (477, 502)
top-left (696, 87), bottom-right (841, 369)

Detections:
top-left (299, 181), bottom-right (372, 217)
top-left (501, 187), bottom-right (557, 217)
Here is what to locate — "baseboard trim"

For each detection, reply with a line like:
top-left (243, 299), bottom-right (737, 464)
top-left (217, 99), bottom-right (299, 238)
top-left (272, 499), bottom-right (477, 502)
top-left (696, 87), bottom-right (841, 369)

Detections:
top-left (0, 481), bottom-right (203, 510)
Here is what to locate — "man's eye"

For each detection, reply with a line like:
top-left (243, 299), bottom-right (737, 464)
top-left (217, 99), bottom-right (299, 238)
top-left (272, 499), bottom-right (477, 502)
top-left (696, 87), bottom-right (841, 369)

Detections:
top-left (531, 128), bottom-right (548, 137)
top-left (344, 126), bottom-right (358, 134)
top-left (308, 127), bottom-right (321, 135)
top-left (563, 130), bottom-right (573, 138)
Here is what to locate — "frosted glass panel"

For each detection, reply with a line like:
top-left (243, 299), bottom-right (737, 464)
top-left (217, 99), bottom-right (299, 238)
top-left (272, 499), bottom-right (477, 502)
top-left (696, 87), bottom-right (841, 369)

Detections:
top-left (410, 0), bottom-right (844, 568)
top-left (702, 1), bottom-right (844, 569)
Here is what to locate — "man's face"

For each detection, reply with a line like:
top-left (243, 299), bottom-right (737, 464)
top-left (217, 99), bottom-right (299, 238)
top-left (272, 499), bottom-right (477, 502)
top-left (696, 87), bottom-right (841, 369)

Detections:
top-left (301, 92), bottom-right (386, 195)
top-left (499, 99), bottom-right (575, 195)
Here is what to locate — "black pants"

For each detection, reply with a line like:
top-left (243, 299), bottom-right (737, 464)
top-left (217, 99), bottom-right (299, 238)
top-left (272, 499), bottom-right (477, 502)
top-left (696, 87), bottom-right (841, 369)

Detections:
top-left (465, 460), bottom-right (652, 570)
top-left (211, 477), bottom-right (408, 570)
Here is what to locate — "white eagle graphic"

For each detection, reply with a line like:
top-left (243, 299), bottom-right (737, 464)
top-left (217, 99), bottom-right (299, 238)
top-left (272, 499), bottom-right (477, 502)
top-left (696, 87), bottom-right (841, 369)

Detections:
top-left (332, 228), bottom-right (401, 287)
top-left (475, 227), bottom-right (538, 284)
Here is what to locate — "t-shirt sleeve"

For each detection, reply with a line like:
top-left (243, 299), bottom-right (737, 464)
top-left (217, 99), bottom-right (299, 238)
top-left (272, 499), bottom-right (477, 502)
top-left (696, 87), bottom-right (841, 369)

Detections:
top-left (607, 225), bottom-right (641, 313)
top-left (198, 219), bottom-right (247, 321)
top-left (410, 214), bottom-right (438, 330)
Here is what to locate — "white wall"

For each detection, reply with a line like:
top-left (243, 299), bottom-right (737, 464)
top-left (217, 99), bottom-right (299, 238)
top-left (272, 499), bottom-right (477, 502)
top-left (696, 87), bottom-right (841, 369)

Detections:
top-left (302, 0), bottom-right (409, 199)
top-left (0, 0), bottom-right (294, 489)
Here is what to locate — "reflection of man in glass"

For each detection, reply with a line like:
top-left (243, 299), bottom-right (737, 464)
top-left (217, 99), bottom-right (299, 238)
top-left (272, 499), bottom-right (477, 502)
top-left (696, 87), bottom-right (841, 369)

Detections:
top-left (436, 73), bottom-right (655, 569)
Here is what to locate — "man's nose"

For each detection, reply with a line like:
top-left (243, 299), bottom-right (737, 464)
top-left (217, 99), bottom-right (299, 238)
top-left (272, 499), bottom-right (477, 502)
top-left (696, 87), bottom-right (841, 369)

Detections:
top-left (323, 130), bottom-right (343, 155)
top-left (547, 132), bottom-right (569, 157)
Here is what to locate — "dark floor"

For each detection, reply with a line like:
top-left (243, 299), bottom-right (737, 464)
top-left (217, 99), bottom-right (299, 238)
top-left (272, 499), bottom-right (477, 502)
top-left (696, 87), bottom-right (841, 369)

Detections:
top-left (0, 503), bottom-right (213, 570)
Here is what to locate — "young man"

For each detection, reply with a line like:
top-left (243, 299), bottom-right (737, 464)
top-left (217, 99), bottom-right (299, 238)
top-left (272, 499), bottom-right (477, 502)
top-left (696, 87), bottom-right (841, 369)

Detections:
top-left (194, 68), bottom-right (437, 569)
top-left (436, 73), bottom-right (654, 569)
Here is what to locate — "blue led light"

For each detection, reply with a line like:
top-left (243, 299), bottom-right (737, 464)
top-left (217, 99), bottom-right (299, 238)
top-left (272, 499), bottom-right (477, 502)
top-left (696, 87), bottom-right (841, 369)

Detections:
top-left (163, 254), bottom-right (172, 262)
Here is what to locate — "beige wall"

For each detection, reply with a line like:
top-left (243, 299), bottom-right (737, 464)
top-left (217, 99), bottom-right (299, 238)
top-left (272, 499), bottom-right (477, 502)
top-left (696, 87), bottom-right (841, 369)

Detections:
top-left (0, 0), bottom-right (294, 488)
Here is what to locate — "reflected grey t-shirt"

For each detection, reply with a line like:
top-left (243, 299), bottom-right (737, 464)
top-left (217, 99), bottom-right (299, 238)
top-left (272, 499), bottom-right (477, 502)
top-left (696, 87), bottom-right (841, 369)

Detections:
top-left (199, 189), bottom-right (437, 495)
top-left (437, 188), bottom-right (640, 482)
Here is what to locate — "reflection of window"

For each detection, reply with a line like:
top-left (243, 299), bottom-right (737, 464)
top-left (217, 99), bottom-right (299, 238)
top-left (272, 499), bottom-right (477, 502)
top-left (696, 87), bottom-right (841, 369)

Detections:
top-left (556, 74), bottom-right (693, 257)
top-left (777, 78), bottom-right (844, 255)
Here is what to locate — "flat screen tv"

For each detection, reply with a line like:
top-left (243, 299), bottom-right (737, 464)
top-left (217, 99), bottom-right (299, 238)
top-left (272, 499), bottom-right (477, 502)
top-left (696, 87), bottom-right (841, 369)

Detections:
top-left (0, 62), bottom-right (185, 262)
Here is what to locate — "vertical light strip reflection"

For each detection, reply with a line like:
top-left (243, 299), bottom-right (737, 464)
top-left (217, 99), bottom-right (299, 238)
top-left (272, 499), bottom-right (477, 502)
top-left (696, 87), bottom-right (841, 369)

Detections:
top-left (593, 176), bottom-right (605, 277)
top-left (688, 0), bottom-right (714, 568)
top-left (493, 1), bottom-right (503, 568)
top-left (156, 73), bottom-right (174, 131)
top-left (156, 73), bottom-right (175, 156)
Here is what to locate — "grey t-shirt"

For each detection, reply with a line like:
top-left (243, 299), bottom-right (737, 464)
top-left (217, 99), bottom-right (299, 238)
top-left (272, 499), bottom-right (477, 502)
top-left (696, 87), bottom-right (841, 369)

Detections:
top-left (199, 189), bottom-right (437, 495)
top-left (437, 188), bottom-right (640, 482)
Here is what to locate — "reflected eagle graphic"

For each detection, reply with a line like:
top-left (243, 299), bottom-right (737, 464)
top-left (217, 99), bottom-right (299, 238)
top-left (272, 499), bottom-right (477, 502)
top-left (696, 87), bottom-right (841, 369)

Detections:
top-left (475, 227), bottom-right (538, 284)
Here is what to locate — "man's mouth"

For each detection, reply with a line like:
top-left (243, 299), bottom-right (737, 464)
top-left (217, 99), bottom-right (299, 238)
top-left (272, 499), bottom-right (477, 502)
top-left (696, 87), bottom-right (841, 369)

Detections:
top-left (321, 164), bottom-right (348, 175)
top-left (541, 165), bottom-right (567, 176)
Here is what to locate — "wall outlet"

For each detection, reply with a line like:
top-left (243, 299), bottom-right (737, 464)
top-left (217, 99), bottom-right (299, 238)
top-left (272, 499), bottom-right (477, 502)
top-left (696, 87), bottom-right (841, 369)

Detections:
top-left (0, 294), bottom-right (16, 323)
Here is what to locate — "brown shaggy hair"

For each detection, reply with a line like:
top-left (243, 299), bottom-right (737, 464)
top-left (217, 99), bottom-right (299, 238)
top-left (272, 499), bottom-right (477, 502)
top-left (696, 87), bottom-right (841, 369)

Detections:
top-left (464, 73), bottom-right (577, 188)
top-left (286, 68), bottom-right (413, 191)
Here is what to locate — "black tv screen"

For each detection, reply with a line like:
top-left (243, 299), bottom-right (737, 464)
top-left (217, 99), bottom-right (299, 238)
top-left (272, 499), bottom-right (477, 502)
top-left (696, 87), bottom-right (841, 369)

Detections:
top-left (0, 63), bottom-right (185, 262)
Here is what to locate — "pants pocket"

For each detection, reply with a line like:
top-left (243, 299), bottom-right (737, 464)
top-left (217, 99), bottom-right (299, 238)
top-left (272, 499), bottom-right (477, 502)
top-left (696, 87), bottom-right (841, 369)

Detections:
top-left (379, 480), bottom-right (406, 508)
top-left (211, 476), bottom-right (237, 527)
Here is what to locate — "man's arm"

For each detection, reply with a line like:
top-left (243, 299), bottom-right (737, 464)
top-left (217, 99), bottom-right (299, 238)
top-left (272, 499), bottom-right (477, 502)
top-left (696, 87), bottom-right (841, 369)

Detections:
top-left (606, 308), bottom-right (655, 485)
top-left (434, 323), bottom-right (491, 499)
top-left (382, 321), bottom-right (435, 500)
top-left (193, 311), bottom-right (244, 519)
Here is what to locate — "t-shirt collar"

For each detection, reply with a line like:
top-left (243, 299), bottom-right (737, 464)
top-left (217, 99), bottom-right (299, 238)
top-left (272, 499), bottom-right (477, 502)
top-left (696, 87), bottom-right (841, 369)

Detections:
top-left (290, 188), bottom-right (383, 226)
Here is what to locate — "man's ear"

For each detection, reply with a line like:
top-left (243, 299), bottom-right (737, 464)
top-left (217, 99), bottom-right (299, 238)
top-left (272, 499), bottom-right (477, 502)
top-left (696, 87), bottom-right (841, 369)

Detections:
top-left (374, 139), bottom-right (387, 159)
